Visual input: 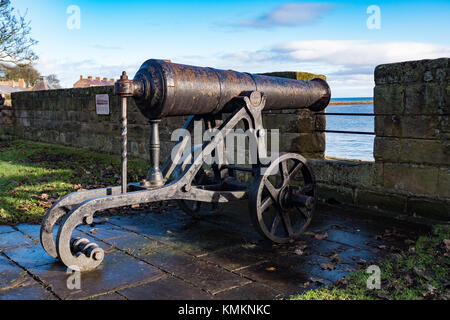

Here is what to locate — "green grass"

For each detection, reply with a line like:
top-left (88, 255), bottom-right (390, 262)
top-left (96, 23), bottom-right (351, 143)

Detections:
top-left (0, 140), bottom-right (148, 225)
top-left (291, 224), bottom-right (450, 300)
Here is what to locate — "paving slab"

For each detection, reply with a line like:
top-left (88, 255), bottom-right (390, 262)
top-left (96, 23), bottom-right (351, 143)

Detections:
top-left (0, 203), bottom-right (423, 300)
top-left (200, 244), bottom-right (270, 271)
top-left (141, 249), bottom-right (251, 295)
top-left (0, 231), bottom-right (33, 251)
top-left (108, 215), bottom-right (185, 242)
top-left (14, 224), bottom-right (41, 242)
top-left (213, 282), bottom-right (283, 300)
top-left (103, 234), bottom-right (169, 257)
top-left (3, 244), bottom-right (57, 269)
top-left (0, 225), bottom-right (15, 235)
top-left (0, 254), bottom-right (31, 290)
top-left (28, 249), bottom-right (165, 300)
top-left (0, 281), bottom-right (57, 300)
top-left (118, 276), bottom-right (212, 300)
top-left (161, 221), bottom-right (250, 257)
top-left (81, 225), bottom-right (137, 242)
top-left (88, 292), bottom-right (127, 300)
top-left (235, 259), bottom-right (321, 296)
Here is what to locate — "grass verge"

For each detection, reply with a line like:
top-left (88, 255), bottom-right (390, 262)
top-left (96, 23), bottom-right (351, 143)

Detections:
top-left (0, 139), bottom-right (149, 224)
top-left (291, 224), bottom-right (450, 300)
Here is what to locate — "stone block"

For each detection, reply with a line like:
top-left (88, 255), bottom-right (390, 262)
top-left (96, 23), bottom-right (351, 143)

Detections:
top-left (383, 163), bottom-right (438, 195)
top-left (375, 58), bottom-right (449, 85)
top-left (374, 85), bottom-right (405, 115)
top-left (400, 138), bottom-right (448, 165)
top-left (316, 183), bottom-right (354, 204)
top-left (296, 110), bottom-right (314, 133)
top-left (375, 114), bottom-right (402, 137)
top-left (263, 113), bottom-right (299, 133)
top-left (310, 160), bottom-right (376, 188)
top-left (401, 115), bottom-right (440, 139)
top-left (355, 189), bottom-right (406, 213)
top-left (437, 168), bottom-right (450, 199)
top-left (373, 137), bottom-right (400, 162)
top-left (407, 198), bottom-right (449, 221)
top-left (297, 132), bottom-right (325, 154)
top-left (404, 83), bottom-right (447, 115)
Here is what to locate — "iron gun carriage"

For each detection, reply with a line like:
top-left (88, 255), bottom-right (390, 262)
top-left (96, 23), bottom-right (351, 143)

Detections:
top-left (40, 59), bottom-right (331, 271)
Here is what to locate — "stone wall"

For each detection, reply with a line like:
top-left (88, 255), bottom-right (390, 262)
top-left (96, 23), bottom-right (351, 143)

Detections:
top-left (0, 84), bottom-right (326, 161)
top-left (1, 60), bottom-right (448, 222)
top-left (313, 58), bottom-right (449, 222)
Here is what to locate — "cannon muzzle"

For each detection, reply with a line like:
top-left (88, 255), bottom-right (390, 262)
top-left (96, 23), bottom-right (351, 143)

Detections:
top-left (115, 59), bottom-right (331, 120)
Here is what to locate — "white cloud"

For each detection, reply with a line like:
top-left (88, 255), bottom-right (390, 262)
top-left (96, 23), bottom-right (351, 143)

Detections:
top-left (35, 56), bottom-right (139, 88)
top-left (34, 40), bottom-right (450, 98)
top-left (275, 40), bottom-right (450, 65)
top-left (238, 2), bottom-right (334, 28)
top-left (218, 40), bottom-right (450, 97)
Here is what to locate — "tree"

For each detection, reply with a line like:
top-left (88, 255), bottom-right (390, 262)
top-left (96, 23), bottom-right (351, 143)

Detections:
top-left (47, 74), bottom-right (61, 89)
top-left (0, 0), bottom-right (37, 65)
top-left (3, 63), bottom-right (40, 87)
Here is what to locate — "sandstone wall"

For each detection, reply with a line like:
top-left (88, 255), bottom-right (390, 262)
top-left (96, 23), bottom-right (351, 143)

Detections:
top-left (0, 85), bottom-right (326, 160)
top-left (313, 58), bottom-right (449, 221)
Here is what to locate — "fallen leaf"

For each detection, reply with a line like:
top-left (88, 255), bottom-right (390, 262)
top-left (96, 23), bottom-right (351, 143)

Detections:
top-left (40, 193), bottom-right (49, 200)
top-left (426, 284), bottom-right (436, 294)
top-left (310, 277), bottom-right (325, 284)
top-left (357, 259), bottom-right (367, 265)
top-left (377, 293), bottom-right (391, 300)
top-left (331, 254), bottom-right (341, 263)
top-left (320, 262), bottom-right (336, 270)
top-left (266, 267), bottom-right (276, 272)
top-left (335, 278), bottom-right (349, 287)
top-left (414, 267), bottom-right (430, 281)
top-left (89, 228), bottom-right (98, 234)
top-left (315, 232), bottom-right (328, 240)
top-left (404, 274), bottom-right (413, 285)
top-left (443, 239), bottom-right (450, 252)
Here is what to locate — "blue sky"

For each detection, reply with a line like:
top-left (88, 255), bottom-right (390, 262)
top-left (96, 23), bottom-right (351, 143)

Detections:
top-left (13, 0), bottom-right (450, 97)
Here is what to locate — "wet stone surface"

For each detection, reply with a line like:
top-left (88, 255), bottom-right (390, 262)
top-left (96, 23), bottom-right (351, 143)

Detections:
top-left (0, 203), bottom-right (423, 300)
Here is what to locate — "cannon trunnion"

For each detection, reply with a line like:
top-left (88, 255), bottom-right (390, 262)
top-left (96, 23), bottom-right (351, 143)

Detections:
top-left (40, 60), bottom-right (331, 271)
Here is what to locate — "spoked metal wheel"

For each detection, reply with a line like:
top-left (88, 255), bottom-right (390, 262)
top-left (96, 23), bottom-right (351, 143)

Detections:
top-left (177, 167), bottom-right (221, 219)
top-left (249, 153), bottom-right (316, 244)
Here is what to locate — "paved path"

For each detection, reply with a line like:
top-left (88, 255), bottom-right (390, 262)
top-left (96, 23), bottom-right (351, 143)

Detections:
top-left (0, 202), bottom-right (422, 300)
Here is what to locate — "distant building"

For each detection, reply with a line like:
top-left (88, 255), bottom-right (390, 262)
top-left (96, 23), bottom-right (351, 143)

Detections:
top-left (32, 76), bottom-right (54, 91)
top-left (73, 75), bottom-right (115, 88)
top-left (0, 78), bottom-right (27, 88)
top-left (0, 78), bottom-right (27, 94)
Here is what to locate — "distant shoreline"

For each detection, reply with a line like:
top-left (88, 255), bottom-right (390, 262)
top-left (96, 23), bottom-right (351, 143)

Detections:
top-left (329, 100), bottom-right (373, 105)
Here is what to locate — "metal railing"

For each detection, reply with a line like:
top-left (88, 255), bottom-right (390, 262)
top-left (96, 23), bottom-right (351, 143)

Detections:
top-left (313, 107), bottom-right (377, 135)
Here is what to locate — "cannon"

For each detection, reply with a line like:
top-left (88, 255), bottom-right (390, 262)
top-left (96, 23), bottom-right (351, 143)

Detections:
top-left (40, 59), bottom-right (331, 271)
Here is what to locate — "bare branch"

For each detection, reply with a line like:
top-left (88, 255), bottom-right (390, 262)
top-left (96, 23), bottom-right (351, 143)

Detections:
top-left (0, 0), bottom-right (38, 65)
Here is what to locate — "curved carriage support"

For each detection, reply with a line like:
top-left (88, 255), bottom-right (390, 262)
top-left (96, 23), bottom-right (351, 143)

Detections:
top-left (44, 91), bottom-right (284, 271)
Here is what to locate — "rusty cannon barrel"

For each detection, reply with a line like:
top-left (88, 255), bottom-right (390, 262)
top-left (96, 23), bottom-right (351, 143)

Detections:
top-left (115, 59), bottom-right (331, 120)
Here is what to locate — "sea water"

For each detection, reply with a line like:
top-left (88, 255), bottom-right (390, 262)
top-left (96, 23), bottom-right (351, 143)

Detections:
top-left (325, 98), bottom-right (374, 161)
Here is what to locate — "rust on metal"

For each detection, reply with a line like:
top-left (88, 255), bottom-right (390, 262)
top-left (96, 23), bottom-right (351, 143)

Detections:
top-left (124, 59), bottom-right (331, 119)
